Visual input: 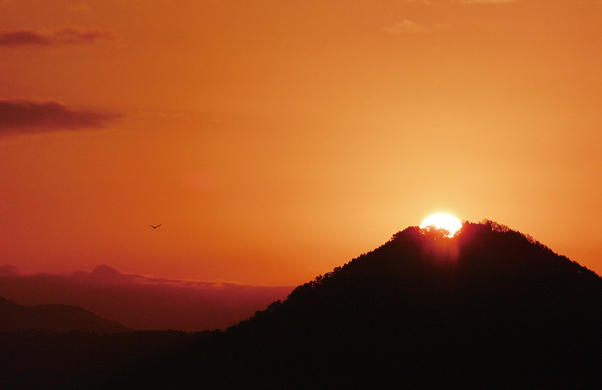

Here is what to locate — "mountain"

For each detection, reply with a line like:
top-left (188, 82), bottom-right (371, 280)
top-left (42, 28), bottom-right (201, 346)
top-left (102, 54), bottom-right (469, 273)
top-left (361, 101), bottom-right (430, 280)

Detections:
top-left (2, 221), bottom-right (602, 389)
top-left (128, 220), bottom-right (602, 389)
top-left (0, 296), bottom-right (132, 334)
top-left (0, 264), bottom-right (294, 332)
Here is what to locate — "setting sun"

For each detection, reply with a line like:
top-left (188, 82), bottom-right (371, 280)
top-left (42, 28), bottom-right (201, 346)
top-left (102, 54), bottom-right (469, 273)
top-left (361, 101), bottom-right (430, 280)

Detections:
top-left (420, 214), bottom-right (462, 237)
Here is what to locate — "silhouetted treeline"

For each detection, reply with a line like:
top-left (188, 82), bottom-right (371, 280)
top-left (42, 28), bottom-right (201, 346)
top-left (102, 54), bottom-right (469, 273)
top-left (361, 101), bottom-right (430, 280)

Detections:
top-left (2, 220), bottom-right (602, 389)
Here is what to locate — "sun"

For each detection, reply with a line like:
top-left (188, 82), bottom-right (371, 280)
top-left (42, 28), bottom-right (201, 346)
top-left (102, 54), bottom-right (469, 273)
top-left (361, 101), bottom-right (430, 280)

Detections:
top-left (420, 213), bottom-right (462, 237)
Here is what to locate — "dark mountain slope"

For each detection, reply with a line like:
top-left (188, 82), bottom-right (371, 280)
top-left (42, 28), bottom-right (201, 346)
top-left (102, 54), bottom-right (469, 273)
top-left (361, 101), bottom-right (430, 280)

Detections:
top-left (0, 296), bottom-right (131, 334)
top-left (147, 220), bottom-right (601, 389)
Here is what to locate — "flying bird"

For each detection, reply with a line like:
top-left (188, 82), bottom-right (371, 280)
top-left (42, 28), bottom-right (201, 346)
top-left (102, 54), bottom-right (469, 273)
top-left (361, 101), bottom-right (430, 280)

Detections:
top-left (150, 224), bottom-right (161, 229)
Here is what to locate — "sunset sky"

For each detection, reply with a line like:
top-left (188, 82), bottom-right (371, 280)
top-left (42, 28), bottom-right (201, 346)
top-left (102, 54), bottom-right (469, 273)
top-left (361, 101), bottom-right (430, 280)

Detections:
top-left (1, 0), bottom-right (601, 287)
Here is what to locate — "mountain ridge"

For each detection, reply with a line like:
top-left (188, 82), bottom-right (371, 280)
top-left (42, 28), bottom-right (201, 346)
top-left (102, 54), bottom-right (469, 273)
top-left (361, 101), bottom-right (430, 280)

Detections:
top-left (205, 220), bottom-right (602, 388)
top-left (0, 296), bottom-right (132, 334)
top-left (0, 265), bottom-right (293, 332)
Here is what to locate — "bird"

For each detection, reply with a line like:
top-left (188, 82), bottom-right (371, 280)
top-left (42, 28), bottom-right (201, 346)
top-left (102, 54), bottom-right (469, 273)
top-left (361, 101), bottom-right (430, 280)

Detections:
top-left (150, 224), bottom-right (161, 229)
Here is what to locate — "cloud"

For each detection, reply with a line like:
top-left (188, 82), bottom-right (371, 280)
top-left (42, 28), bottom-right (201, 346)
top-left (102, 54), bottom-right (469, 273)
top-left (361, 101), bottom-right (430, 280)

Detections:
top-left (0, 100), bottom-right (122, 136)
top-left (384, 20), bottom-right (433, 34)
top-left (0, 30), bottom-right (51, 46)
top-left (68, 4), bottom-right (92, 12)
top-left (383, 20), bottom-right (454, 34)
top-left (0, 264), bottom-right (295, 332)
top-left (0, 26), bottom-right (116, 47)
top-left (0, 264), bottom-right (19, 276)
top-left (455, 0), bottom-right (518, 3)
top-left (403, 0), bottom-right (435, 4)
top-left (403, 0), bottom-right (519, 3)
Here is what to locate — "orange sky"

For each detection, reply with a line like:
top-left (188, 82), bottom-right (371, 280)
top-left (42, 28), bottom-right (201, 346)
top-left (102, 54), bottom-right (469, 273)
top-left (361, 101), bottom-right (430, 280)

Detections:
top-left (1, 0), bottom-right (601, 286)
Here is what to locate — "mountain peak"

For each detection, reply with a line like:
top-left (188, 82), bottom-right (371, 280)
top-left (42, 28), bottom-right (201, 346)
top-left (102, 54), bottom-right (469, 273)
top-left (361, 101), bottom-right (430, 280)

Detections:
top-left (90, 264), bottom-right (124, 280)
top-left (223, 220), bottom-right (602, 387)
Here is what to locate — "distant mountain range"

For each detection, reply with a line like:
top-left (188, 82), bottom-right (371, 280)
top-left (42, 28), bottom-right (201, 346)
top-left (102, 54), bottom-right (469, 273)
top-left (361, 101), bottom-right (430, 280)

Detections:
top-left (0, 296), bottom-right (131, 334)
top-left (2, 220), bottom-right (602, 389)
top-left (0, 264), bottom-right (293, 332)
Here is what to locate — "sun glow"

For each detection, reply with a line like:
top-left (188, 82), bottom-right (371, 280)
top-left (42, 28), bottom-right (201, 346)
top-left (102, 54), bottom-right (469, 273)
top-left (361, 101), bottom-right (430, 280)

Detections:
top-left (420, 213), bottom-right (462, 237)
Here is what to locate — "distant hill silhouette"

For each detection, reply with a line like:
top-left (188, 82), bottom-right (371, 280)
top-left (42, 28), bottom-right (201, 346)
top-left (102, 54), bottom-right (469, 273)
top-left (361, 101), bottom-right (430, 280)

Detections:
top-left (0, 296), bottom-right (131, 334)
top-left (0, 264), bottom-right (293, 332)
top-left (2, 221), bottom-right (602, 389)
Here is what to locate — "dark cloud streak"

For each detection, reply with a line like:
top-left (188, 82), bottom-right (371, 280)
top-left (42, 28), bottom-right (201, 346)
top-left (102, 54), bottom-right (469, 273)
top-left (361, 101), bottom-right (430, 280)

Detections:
top-left (0, 26), bottom-right (116, 47)
top-left (0, 100), bottom-right (122, 136)
top-left (0, 30), bottom-right (52, 46)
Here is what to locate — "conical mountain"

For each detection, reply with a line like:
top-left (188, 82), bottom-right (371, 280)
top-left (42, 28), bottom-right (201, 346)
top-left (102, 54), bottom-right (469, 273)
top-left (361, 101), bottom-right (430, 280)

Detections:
top-left (242, 220), bottom-right (602, 335)
top-left (116, 220), bottom-right (594, 389)
top-left (203, 221), bottom-right (601, 388)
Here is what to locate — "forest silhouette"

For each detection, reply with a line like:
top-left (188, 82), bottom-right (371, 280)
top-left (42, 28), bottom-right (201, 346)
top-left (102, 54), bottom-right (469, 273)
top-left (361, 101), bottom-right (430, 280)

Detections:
top-left (1, 220), bottom-right (601, 389)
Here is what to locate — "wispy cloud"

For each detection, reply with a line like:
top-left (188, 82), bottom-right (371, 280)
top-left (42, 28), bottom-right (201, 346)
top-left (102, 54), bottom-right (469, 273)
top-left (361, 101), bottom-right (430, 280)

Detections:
top-left (403, 0), bottom-right (434, 4)
top-left (0, 100), bottom-right (122, 136)
top-left (455, 0), bottom-right (518, 3)
top-left (0, 264), bottom-right (294, 331)
top-left (383, 20), bottom-right (454, 34)
top-left (0, 26), bottom-right (116, 47)
top-left (68, 4), bottom-right (92, 12)
top-left (0, 265), bottom-right (18, 276)
top-left (403, 0), bottom-right (519, 3)
top-left (384, 20), bottom-right (432, 34)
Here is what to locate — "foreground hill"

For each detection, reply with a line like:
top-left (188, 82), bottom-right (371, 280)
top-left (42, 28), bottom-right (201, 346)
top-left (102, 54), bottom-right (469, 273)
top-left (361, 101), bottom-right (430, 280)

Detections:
top-left (0, 296), bottom-right (131, 334)
top-left (2, 221), bottom-right (602, 389)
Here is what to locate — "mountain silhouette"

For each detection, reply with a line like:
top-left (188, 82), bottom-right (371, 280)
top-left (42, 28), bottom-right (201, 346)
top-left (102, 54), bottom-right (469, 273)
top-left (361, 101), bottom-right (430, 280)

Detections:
top-left (0, 296), bottom-right (131, 334)
top-left (130, 220), bottom-right (602, 389)
top-left (2, 220), bottom-right (602, 389)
